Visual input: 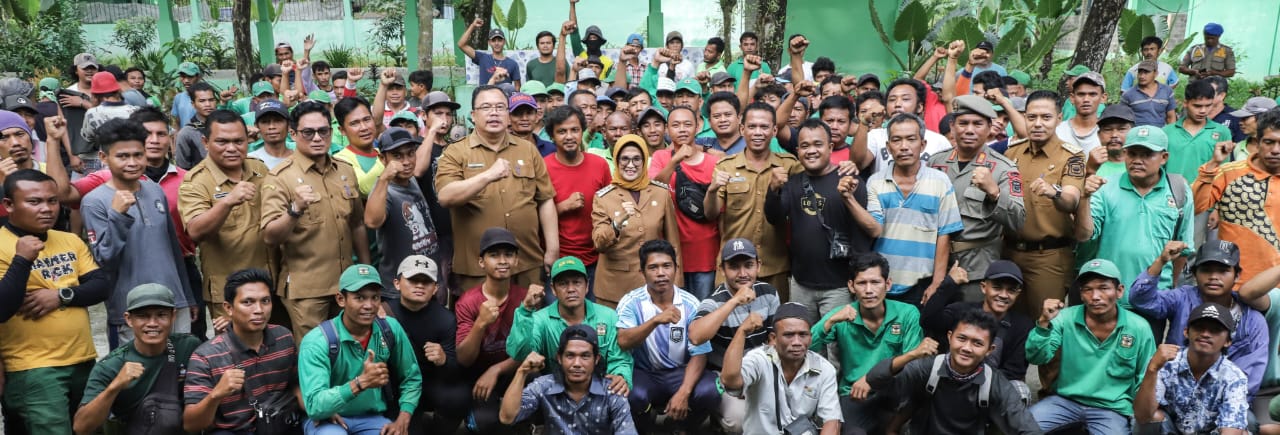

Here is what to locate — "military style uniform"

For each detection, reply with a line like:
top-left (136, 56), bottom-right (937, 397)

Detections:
top-left (591, 181), bottom-right (683, 307)
top-left (1181, 43), bottom-right (1236, 76)
top-left (260, 153), bottom-right (364, 338)
top-left (927, 148), bottom-right (1026, 301)
top-left (711, 152), bottom-right (802, 298)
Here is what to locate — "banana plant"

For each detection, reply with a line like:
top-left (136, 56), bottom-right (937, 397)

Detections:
top-left (492, 0), bottom-right (527, 49)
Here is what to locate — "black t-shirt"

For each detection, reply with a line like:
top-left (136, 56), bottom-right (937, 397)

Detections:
top-left (764, 168), bottom-right (872, 289)
top-left (385, 298), bottom-right (461, 386)
top-left (416, 141), bottom-right (453, 242)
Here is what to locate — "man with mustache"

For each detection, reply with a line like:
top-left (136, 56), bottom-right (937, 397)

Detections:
top-left (542, 107), bottom-right (612, 298)
top-left (1129, 241), bottom-right (1268, 399)
top-left (920, 260), bottom-right (1034, 392)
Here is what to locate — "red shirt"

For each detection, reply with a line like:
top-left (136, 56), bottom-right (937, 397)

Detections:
top-left (922, 80), bottom-right (946, 132)
top-left (72, 166), bottom-right (196, 256)
top-left (454, 284), bottom-right (528, 373)
top-left (544, 152), bottom-right (612, 266)
top-left (649, 148), bottom-right (720, 273)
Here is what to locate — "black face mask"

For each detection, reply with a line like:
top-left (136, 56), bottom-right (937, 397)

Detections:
top-left (585, 39), bottom-right (605, 55)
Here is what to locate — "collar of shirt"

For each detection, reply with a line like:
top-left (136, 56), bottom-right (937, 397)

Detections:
top-left (206, 160), bottom-right (265, 187)
top-left (467, 131), bottom-right (517, 151)
top-left (763, 346), bottom-right (828, 379)
top-left (2, 222), bottom-right (47, 241)
top-left (1023, 136), bottom-right (1067, 158)
top-left (225, 327), bottom-right (267, 357)
top-left (289, 151), bottom-right (337, 174)
top-left (1171, 119), bottom-right (1225, 138)
top-left (1070, 303), bottom-right (1140, 335)
top-left (1169, 348), bottom-right (1228, 381)
top-left (1117, 169), bottom-right (1171, 193)
top-left (546, 300), bottom-right (603, 324)
top-left (542, 374), bottom-right (610, 397)
top-left (725, 151), bottom-right (785, 172)
top-left (849, 301), bottom-right (905, 331)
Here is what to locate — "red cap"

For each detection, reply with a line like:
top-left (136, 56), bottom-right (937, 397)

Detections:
top-left (90, 71), bottom-right (120, 94)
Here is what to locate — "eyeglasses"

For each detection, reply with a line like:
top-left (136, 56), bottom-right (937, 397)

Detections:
top-left (618, 156), bottom-right (644, 166)
top-left (475, 104), bottom-right (508, 113)
top-left (297, 127), bottom-right (332, 139)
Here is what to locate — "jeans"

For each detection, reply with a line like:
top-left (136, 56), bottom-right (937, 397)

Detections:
top-left (1030, 395), bottom-right (1131, 434)
top-left (684, 271), bottom-right (715, 301)
top-left (630, 367), bottom-right (722, 432)
top-left (304, 415), bottom-right (392, 435)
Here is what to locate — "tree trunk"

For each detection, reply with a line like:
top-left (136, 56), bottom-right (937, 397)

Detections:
top-left (417, 0), bottom-right (434, 68)
top-left (718, 0), bottom-right (736, 64)
top-left (1067, 0), bottom-right (1125, 88)
top-left (457, 0), bottom-right (493, 50)
top-left (753, 0), bottom-right (788, 71)
top-left (232, 0), bottom-right (254, 85)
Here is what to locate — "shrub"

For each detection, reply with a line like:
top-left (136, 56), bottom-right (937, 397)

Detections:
top-left (113, 16), bottom-right (158, 61)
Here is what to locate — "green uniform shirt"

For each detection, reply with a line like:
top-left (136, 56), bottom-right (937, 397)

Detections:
top-left (726, 58), bottom-right (772, 89)
top-left (810, 300), bottom-right (922, 396)
top-left (1096, 161), bottom-right (1126, 178)
top-left (1087, 171), bottom-right (1195, 304)
top-left (1025, 305), bottom-right (1155, 416)
top-left (298, 314), bottom-right (423, 420)
top-left (696, 62), bottom-right (727, 76)
top-left (506, 301), bottom-right (634, 386)
top-left (1163, 119), bottom-right (1233, 182)
top-left (80, 334), bottom-right (202, 418)
top-left (227, 97), bottom-right (252, 115)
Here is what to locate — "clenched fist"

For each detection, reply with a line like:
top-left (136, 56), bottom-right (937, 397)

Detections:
top-left (476, 299), bottom-right (501, 327)
top-left (212, 368), bottom-right (245, 399)
top-left (111, 190), bottom-right (137, 214)
top-left (970, 166), bottom-right (999, 197)
top-left (15, 235), bottom-right (43, 261)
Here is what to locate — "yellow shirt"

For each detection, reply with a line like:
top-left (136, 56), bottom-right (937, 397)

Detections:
top-left (0, 228), bottom-right (100, 372)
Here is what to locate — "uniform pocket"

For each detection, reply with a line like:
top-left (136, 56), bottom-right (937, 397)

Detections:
top-left (726, 181), bottom-right (752, 211)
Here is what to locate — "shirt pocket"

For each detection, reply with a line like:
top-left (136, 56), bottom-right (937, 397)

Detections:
top-left (462, 163), bottom-right (492, 201)
top-left (1147, 202), bottom-right (1181, 240)
top-left (725, 180), bottom-right (752, 211)
top-left (1105, 341), bottom-right (1139, 379)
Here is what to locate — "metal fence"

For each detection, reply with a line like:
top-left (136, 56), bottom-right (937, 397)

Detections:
top-left (80, 0), bottom-right (387, 25)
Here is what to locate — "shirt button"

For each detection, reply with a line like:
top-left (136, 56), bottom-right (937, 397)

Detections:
top-left (506, 213), bottom-right (511, 217)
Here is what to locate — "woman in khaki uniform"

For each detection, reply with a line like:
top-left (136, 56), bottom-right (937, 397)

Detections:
top-left (592, 135), bottom-right (682, 307)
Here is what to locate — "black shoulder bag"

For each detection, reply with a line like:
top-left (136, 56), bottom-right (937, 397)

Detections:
top-left (773, 360), bottom-right (820, 435)
top-left (229, 334), bottom-right (302, 435)
top-left (673, 163), bottom-right (711, 221)
top-left (124, 341), bottom-right (185, 435)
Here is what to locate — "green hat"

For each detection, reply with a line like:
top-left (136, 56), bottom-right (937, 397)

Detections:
top-left (251, 81), bottom-right (275, 97)
top-left (1077, 259), bottom-right (1122, 282)
top-left (550, 256), bottom-right (587, 281)
top-left (339, 264), bottom-right (383, 293)
top-left (547, 82), bottom-right (567, 96)
top-left (1064, 64), bottom-right (1090, 77)
top-left (125, 283), bottom-right (176, 312)
top-left (389, 111), bottom-right (417, 125)
top-left (1009, 70), bottom-right (1031, 85)
top-left (177, 61), bottom-right (201, 77)
top-left (521, 80), bottom-right (549, 97)
top-left (1124, 125), bottom-right (1168, 152)
top-left (307, 89), bottom-right (331, 104)
top-left (675, 78), bottom-right (702, 95)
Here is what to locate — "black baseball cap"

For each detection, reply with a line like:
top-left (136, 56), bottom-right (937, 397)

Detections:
top-left (1189, 302), bottom-right (1236, 332)
top-left (774, 302), bottom-right (813, 326)
top-left (982, 260), bottom-right (1024, 286)
top-left (478, 227), bottom-right (518, 254)
top-left (976, 41), bottom-right (994, 52)
top-left (377, 127), bottom-right (423, 153)
top-left (1194, 240), bottom-right (1241, 270)
top-left (1098, 103), bottom-right (1137, 126)
top-left (720, 238), bottom-right (758, 262)
top-left (254, 99), bottom-right (290, 122)
top-left (856, 73), bottom-right (881, 89)
top-left (557, 323), bottom-right (600, 355)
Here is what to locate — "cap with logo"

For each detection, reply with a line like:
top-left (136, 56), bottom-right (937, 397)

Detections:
top-left (626, 33), bottom-right (644, 47)
top-left (339, 264), bottom-right (383, 293)
top-left (982, 260), bottom-right (1024, 286)
top-left (177, 61), bottom-right (201, 77)
top-left (976, 41), bottom-right (995, 52)
top-left (1098, 103), bottom-right (1137, 126)
top-left (509, 92), bottom-right (539, 113)
top-left (2, 95), bottom-right (37, 114)
top-left (1136, 60), bottom-right (1158, 72)
top-left (38, 77), bottom-right (60, 101)
top-left (126, 283), bottom-right (176, 312)
top-left (378, 126), bottom-right (423, 153)
top-left (721, 238), bottom-right (758, 262)
top-left (675, 78), bottom-right (701, 95)
top-left (1229, 97), bottom-right (1279, 118)
top-left (90, 72), bottom-right (120, 94)
top-left (254, 99), bottom-right (289, 121)
top-left (1194, 240), bottom-right (1241, 270)
top-left (656, 77), bottom-right (677, 94)
top-left (397, 255), bottom-right (439, 281)
top-left (710, 72), bottom-right (735, 86)
top-left (521, 81), bottom-right (549, 97)
top-left (488, 28), bottom-right (506, 40)
top-left (252, 81), bottom-right (276, 97)
top-left (550, 256), bottom-right (588, 281)
top-left (585, 25), bottom-right (606, 43)
top-left (951, 95), bottom-right (997, 120)
top-left (479, 227), bottom-right (518, 254)
top-left (1077, 259), bottom-right (1122, 282)
top-left (74, 53), bottom-right (99, 69)
top-left (1204, 22), bottom-right (1224, 36)
top-left (1189, 302), bottom-right (1235, 332)
top-left (665, 31), bottom-right (683, 44)
top-left (1073, 71), bottom-right (1106, 91)
top-left (578, 69), bottom-right (601, 85)
top-left (422, 91), bottom-right (461, 111)
top-left (1124, 125), bottom-right (1168, 152)
top-left (557, 323), bottom-right (599, 356)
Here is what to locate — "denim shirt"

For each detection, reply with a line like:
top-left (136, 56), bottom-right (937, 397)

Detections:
top-left (514, 374), bottom-right (637, 435)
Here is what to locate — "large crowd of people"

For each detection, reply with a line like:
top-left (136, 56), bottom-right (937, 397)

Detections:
top-left (0, 4), bottom-right (1277, 434)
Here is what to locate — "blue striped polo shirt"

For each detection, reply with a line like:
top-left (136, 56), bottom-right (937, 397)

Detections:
top-left (867, 164), bottom-right (963, 294)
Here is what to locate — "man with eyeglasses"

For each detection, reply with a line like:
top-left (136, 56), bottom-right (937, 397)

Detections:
top-left (261, 101), bottom-right (372, 340)
top-left (436, 85), bottom-right (559, 291)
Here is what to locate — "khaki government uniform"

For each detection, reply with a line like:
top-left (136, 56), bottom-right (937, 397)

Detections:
top-left (926, 148), bottom-right (1026, 302)
top-left (260, 152), bottom-right (363, 339)
top-left (1181, 43), bottom-right (1237, 75)
top-left (178, 157), bottom-right (274, 319)
top-left (1003, 137), bottom-right (1086, 317)
top-left (712, 152), bottom-right (802, 299)
top-left (591, 181), bottom-right (683, 307)
top-left (435, 132), bottom-right (556, 291)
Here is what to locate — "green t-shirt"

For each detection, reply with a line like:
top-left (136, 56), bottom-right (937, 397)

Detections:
top-left (811, 300), bottom-right (922, 395)
top-left (1163, 119), bottom-right (1233, 182)
top-left (1096, 161), bottom-right (1126, 178)
top-left (525, 57), bottom-right (569, 85)
top-left (80, 334), bottom-right (202, 419)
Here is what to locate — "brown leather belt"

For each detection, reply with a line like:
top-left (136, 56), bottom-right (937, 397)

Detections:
top-left (1007, 237), bottom-right (1074, 251)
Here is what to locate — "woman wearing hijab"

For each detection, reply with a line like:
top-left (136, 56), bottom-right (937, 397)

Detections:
top-left (591, 134), bottom-right (682, 307)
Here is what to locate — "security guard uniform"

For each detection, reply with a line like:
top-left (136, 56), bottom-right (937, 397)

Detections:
top-left (1181, 43), bottom-right (1236, 77)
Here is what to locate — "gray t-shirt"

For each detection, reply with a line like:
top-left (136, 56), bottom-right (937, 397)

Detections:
top-left (375, 178), bottom-right (438, 298)
top-left (175, 125), bottom-right (206, 170)
top-left (248, 148), bottom-right (289, 170)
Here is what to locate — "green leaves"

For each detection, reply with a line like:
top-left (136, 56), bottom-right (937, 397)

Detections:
top-left (1, 0), bottom-right (41, 24)
top-left (993, 21), bottom-right (1026, 58)
top-left (507, 0), bottom-right (526, 30)
top-left (1120, 10), bottom-right (1156, 56)
top-left (893, 1), bottom-right (930, 44)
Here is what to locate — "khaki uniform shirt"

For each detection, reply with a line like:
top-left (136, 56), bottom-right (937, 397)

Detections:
top-left (435, 132), bottom-right (556, 277)
top-left (928, 148), bottom-right (1026, 289)
top-left (1181, 43), bottom-right (1236, 73)
top-left (1005, 137), bottom-right (1087, 242)
top-left (179, 157), bottom-right (274, 302)
top-left (260, 153), bottom-right (362, 299)
top-left (591, 182), bottom-right (682, 304)
top-left (713, 152), bottom-right (802, 277)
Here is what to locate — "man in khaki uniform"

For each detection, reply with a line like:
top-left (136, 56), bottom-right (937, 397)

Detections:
top-left (260, 101), bottom-right (371, 339)
top-left (927, 95), bottom-right (1025, 302)
top-left (1179, 23), bottom-right (1237, 79)
top-left (178, 110), bottom-right (273, 321)
top-left (1003, 91), bottom-right (1086, 319)
top-left (436, 85), bottom-right (559, 291)
top-left (704, 103), bottom-right (802, 299)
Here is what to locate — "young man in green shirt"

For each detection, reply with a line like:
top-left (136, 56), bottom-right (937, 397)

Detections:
top-left (811, 252), bottom-right (923, 435)
top-left (74, 284), bottom-right (202, 435)
top-left (1163, 80), bottom-right (1234, 183)
top-left (1027, 259), bottom-right (1156, 434)
top-left (297, 264), bottom-right (422, 435)
top-left (506, 256), bottom-right (632, 394)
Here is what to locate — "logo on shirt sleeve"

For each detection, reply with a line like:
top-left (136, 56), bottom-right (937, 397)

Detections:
top-left (1009, 171), bottom-right (1024, 197)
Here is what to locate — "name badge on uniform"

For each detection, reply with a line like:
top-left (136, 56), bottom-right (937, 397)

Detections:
top-left (343, 184), bottom-right (355, 198)
top-left (214, 191), bottom-right (229, 200)
top-left (514, 160), bottom-right (525, 177)
top-left (729, 176), bottom-right (747, 183)
top-left (1120, 334), bottom-right (1134, 348)
top-left (890, 322), bottom-right (901, 336)
top-left (467, 163), bottom-right (485, 169)
top-left (670, 326), bottom-right (685, 343)
top-left (597, 323), bottom-right (607, 338)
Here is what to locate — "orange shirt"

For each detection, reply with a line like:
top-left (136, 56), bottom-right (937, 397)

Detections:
top-left (1194, 156), bottom-right (1280, 286)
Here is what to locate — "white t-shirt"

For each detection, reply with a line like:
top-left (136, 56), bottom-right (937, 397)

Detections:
top-left (1055, 121), bottom-right (1101, 155)
top-left (868, 127), bottom-right (953, 175)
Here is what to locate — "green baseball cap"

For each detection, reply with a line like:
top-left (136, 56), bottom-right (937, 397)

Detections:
top-left (390, 111), bottom-right (418, 125)
top-left (177, 61), bottom-right (201, 77)
top-left (550, 256), bottom-right (587, 281)
top-left (547, 82), bottom-right (567, 96)
top-left (675, 78), bottom-right (701, 95)
top-left (1009, 70), bottom-right (1031, 85)
top-left (1064, 64), bottom-right (1090, 77)
top-left (521, 80), bottom-right (549, 97)
top-left (252, 81), bottom-right (276, 97)
top-left (339, 264), bottom-right (383, 293)
top-left (307, 89), bottom-right (332, 104)
top-left (125, 283), bottom-right (176, 312)
top-left (1124, 125), bottom-right (1168, 152)
top-left (1077, 259), bottom-right (1122, 282)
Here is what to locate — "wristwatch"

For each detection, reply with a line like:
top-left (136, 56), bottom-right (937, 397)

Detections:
top-left (286, 202), bottom-right (304, 218)
top-left (58, 287), bottom-right (74, 307)
top-left (1052, 184), bottom-right (1063, 200)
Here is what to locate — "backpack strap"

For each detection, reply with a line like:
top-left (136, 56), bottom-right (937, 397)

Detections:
top-left (925, 354), bottom-right (945, 394)
top-left (320, 320), bottom-right (340, 361)
top-left (977, 364), bottom-right (993, 408)
top-left (374, 317), bottom-right (396, 354)
top-left (1167, 173), bottom-right (1188, 236)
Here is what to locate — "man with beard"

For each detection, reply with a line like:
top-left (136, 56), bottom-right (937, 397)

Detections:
top-left (868, 310), bottom-right (1040, 434)
top-left (461, 19), bottom-right (521, 87)
top-left (720, 302), bottom-right (842, 435)
top-left (697, 37), bottom-right (727, 77)
top-left (925, 95), bottom-right (1025, 302)
top-left (365, 127), bottom-right (438, 303)
top-left (866, 79), bottom-right (954, 174)
top-left (508, 92), bottom-right (555, 157)
top-left (543, 107), bottom-right (612, 298)
top-left (499, 325), bottom-right (637, 434)
top-left (1027, 259), bottom-right (1155, 434)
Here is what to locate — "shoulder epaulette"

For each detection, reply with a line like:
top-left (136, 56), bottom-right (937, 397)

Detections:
top-left (268, 158), bottom-right (293, 176)
top-left (596, 185), bottom-right (617, 197)
top-left (651, 180), bottom-right (670, 191)
top-left (1061, 142), bottom-right (1083, 155)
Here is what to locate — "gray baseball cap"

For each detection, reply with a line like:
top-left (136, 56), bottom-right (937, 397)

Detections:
top-left (1229, 97), bottom-right (1279, 118)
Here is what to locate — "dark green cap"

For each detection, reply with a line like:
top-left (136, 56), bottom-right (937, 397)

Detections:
top-left (126, 283), bottom-right (176, 312)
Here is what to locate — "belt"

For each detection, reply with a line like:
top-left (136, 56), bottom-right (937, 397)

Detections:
top-left (952, 239), bottom-right (997, 253)
top-left (1007, 237), bottom-right (1074, 251)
